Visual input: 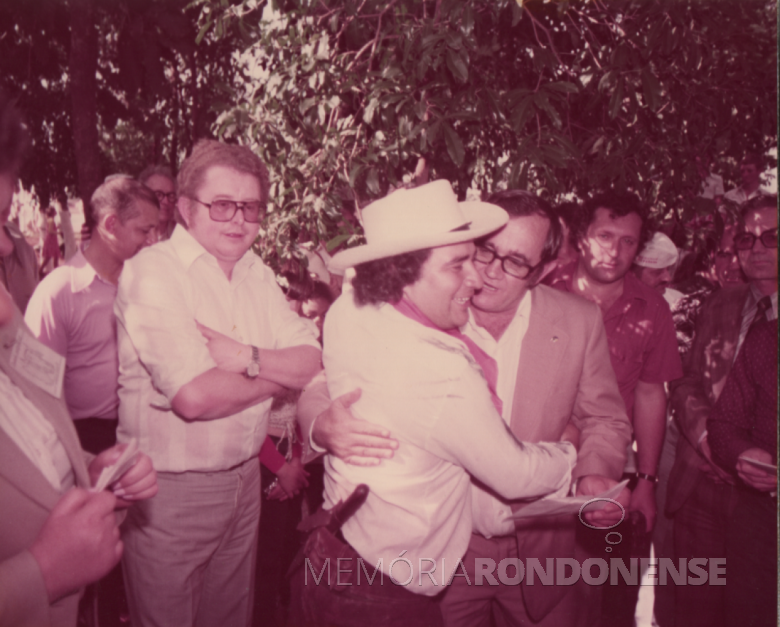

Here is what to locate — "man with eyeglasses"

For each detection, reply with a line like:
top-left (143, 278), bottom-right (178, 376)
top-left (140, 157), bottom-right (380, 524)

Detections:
top-left (139, 165), bottom-right (178, 240)
top-left (115, 140), bottom-right (322, 627)
top-left (666, 193), bottom-right (777, 627)
top-left (298, 189), bottom-right (632, 627)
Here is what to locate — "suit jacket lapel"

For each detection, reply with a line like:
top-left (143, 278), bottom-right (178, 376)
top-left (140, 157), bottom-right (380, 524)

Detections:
top-left (509, 288), bottom-right (569, 441)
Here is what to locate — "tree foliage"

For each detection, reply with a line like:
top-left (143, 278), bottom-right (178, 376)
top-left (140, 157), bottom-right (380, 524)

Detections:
top-left (197, 0), bottom-right (776, 268)
top-left (1, 0), bottom-right (249, 207)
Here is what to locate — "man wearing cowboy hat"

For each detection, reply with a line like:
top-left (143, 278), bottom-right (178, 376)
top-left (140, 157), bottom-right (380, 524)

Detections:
top-left (299, 180), bottom-right (576, 625)
top-left (299, 188), bottom-right (632, 627)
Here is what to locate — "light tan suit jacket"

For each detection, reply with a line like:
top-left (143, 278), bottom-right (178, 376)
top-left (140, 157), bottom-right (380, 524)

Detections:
top-left (0, 306), bottom-right (92, 627)
top-left (507, 285), bottom-right (631, 621)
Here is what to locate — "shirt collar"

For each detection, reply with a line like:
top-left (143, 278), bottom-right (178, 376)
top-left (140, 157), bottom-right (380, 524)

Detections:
top-left (619, 270), bottom-right (650, 304)
top-left (463, 290), bottom-right (532, 344)
top-left (69, 248), bottom-right (102, 293)
top-left (748, 283), bottom-right (778, 318)
top-left (168, 224), bottom-right (258, 279)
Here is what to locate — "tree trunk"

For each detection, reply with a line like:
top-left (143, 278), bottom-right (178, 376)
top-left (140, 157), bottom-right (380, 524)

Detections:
top-left (69, 0), bottom-right (101, 228)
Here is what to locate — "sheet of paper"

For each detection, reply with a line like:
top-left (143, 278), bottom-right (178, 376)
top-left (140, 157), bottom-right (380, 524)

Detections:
top-left (91, 439), bottom-right (140, 493)
top-left (510, 479), bottom-right (630, 520)
top-left (739, 455), bottom-right (777, 473)
top-left (10, 329), bottom-right (65, 399)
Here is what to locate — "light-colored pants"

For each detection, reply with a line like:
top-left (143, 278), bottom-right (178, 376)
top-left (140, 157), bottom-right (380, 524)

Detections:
top-left (122, 458), bottom-right (261, 627)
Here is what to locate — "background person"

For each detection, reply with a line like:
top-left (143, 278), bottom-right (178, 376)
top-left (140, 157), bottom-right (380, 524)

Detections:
top-left (138, 164), bottom-right (177, 240)
top-left (0, 89), bottom-right (38, 313)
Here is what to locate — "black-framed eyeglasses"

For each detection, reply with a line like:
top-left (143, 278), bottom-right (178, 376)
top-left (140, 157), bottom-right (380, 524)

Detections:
top-left (189, 197), bottom-right (265, 223)
top-left (154, 190), bottom-right (177, 203)
top-left (734, 228), bottom-right (778, 251)
top-left (473, 245), bottom-right (543, 279)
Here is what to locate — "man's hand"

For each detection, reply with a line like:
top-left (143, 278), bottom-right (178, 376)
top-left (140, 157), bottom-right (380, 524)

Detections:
top-left (577, 475), bottom-right (630, 528)
top-left (698, 436), bottom-right (735, 485)
top-left (312, 389), bottom-right (399, 466)
top-left (628, 479), bottom-right (656, 533)
top-left (272, 458), bottom-right (310, 500)
top-left (196, 322), bottom-right (251, 374)
top-left (29, 489), bottom-right (122, 603)
top-left (88, 444), bottom-right (158, 508)
top-left (736, 448), bottom-right (777, 492)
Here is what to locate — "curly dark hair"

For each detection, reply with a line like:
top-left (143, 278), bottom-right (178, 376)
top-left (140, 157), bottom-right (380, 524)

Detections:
top-left (576, 190), bottom-right (651, 250)
top-left (352, 248), bottom-right (432, 306)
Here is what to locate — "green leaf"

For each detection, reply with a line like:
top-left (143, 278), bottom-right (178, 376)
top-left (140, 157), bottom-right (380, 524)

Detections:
top-left (363, 98), bottom-right (379, 124)
top-left (608, 80), bottom-right (624, 119)
top-left (366, 168), bottom-right (381, 195)
top-left (641, 68), bottom-right (662, 112)
top-left (511, 1), bottom-right (524, 27)
top-left (446, 49), bottom-right (469, 83)
top-left (325, 233), bottom-right (352, 252)
top-left (546, 81), bottom-right (579, 95)
top-left (442, 123), bottom-right (465, 167)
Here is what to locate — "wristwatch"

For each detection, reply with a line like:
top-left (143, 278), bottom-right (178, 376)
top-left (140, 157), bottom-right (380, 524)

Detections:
top-left (246, 346), bottom-right (260, 378)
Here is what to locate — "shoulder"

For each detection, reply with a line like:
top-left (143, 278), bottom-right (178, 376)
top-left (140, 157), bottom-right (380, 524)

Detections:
top-left (30, 265), bottom-right (74, 302)
top-left (625, 273), bottom-right (672, 315)
top-left (702, 284), bottom-right (749, 312)
top-left (533, 283), bottom-right (600, 318)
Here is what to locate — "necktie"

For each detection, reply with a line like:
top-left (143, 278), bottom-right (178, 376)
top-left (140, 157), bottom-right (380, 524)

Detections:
top-left (750, 296), bottom-right (771, 330)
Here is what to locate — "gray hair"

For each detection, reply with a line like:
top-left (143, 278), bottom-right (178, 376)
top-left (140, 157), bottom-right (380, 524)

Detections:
top-left (90, 177), bottom-right (159, 224)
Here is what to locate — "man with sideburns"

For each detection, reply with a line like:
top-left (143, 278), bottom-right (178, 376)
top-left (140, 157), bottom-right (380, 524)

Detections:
top-left (298, 188), bottom-right (631, 627)
top-left (298, 181), bottom-right (576, 627)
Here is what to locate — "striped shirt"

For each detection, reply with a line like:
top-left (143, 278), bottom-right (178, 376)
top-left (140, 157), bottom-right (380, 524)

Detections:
top-left (115, 226), bottom-right (320, 473)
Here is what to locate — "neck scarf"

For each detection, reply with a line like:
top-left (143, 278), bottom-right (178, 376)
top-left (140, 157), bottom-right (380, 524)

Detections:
top-left (393, 298), bottom-right (503, 416)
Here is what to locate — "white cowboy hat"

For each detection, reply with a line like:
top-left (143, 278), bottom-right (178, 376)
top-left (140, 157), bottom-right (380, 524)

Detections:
top-left (635, 232), bottom-right (679, 269)
top-left (329, 180), bottom-right (508, 271)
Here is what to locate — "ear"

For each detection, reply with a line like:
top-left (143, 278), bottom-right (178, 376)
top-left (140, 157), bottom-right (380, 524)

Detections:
top-left (103, 212), bottom-right (119, 235)
top-left (177, 197), bottom-right (193, 227)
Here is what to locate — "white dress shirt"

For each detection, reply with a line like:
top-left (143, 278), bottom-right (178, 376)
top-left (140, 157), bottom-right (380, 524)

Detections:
top-left (115, 226), bottom-right (320, 473)
top-left (322, 291), bottom-right (574, 596)
top-left (463, 293), bottom-right (534, 538)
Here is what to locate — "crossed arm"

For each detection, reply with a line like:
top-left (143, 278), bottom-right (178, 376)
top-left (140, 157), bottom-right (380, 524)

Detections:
top-left (172, 324), bottom-right (321, 420)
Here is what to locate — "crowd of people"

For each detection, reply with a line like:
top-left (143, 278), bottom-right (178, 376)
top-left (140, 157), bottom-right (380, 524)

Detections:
top-left (0, 79), bottom-right (776, 627)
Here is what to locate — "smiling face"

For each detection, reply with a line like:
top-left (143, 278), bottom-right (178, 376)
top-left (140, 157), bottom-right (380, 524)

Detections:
top-left (402, 241), bottom-right (482, 330)
top-left (471, 215), bottom-right (549, 316)
top-left (738, 206), bottom-right (778, 286)
top-left (578, 207), bottom-right (642, 286)
top-left (178, 165), bottom-right (262, 277)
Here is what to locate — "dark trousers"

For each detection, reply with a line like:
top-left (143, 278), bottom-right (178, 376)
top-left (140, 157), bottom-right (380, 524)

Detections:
top-left (73, 417), bottom-right (118, 454)
top-left (724, 490), bottom-right (777, 627)
top-left (74, 418), bottom-right (123, 627)
top-left (291, 525), bottom-right (443, 627)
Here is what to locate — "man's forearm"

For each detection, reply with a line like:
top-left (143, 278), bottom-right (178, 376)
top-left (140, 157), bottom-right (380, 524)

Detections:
top-left (297, 373), bottom-right (331, 447)
top-left (172, 368), bottom-right (285, 420)
top-left (633, 380), bottom-right (667, 476)
top-left (257, 345), bottom-right (322, 389)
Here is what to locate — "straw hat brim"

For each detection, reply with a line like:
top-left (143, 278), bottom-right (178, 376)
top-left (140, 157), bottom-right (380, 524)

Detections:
top-left (329, 201), bottom-right (508, 271)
